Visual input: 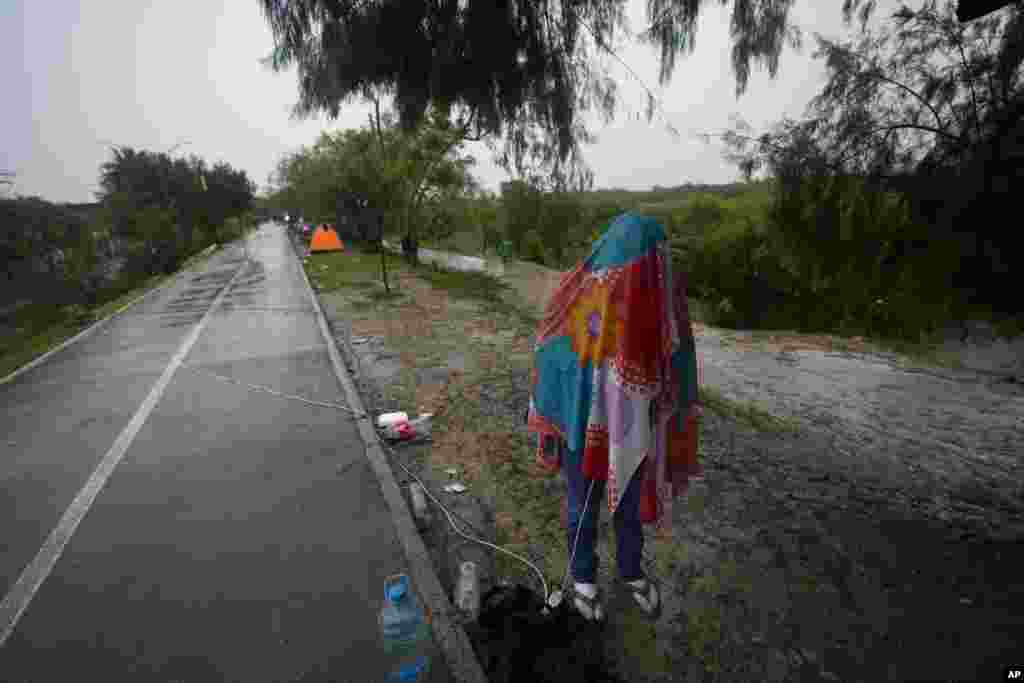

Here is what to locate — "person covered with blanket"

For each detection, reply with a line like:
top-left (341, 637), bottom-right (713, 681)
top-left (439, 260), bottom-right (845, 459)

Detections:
top-left (527, 212), bottom-right (702, 622)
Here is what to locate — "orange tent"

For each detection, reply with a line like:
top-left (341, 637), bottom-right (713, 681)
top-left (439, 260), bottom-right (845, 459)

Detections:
top-left (309, 224), bottom-right (344, 253)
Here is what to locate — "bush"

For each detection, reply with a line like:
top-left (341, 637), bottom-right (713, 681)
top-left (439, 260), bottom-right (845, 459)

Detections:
top-left (521, 230), bottom-right (547, 265)
top-left (62, 225), bottom-right (105, 306)
top-left (583, 202), bottom-right (627, 237)
top-left (660, 176), bottom-right (966, 340)
top-left (686, 214), bottom-right (785, 329)
top-left (681, 194), bottom-right (728, 233)
top-left (486, 178), bottom-right (991, 344)
top-left (500, 180), bottom-right (535, 254)
top-left (537, 192), bottom-right (583, 267)
top-left (480, 221), bottom-right (502, 255)
top-left (766, 175), bottom-right (960, 340)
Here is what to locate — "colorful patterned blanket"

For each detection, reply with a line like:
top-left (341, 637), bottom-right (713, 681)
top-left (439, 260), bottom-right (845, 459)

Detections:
top-left (527, 212), bottom-right (702, 526)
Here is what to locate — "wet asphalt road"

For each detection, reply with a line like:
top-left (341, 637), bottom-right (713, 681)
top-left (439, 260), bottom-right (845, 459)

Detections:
top-left (0, 224), bottom-right (442, 682)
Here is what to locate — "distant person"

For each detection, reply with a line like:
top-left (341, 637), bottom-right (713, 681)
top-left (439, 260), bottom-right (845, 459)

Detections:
top-left (527, 212), bottom-right (702, 622)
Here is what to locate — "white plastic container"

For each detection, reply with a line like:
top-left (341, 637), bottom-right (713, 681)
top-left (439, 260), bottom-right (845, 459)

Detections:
top-left (377, 412), bottom-right (409, 429)
top-left (454, 561), bottom-right (480, 623)
top-left (384, 413), bottom-right (433, 441)
top-left (408, 483), bottom-right (431, 530)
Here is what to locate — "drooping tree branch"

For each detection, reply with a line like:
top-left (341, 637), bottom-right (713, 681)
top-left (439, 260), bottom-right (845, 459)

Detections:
top-left (819, 37), bottom-right (950, 131)
top-left (258, 0), bottom-right (807, 186)
top-left (955, 34), bottom-right (986, 138)
top-left (869, 122), bottom-right (965, 141)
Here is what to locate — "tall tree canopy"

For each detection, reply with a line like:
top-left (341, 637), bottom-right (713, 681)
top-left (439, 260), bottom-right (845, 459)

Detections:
top-left (723, 0), bottom-right (1022, 180)
top-left (258, 0), bottom-right (806, 185)
top-left (98, 147), bottom-right (255, 272)
top-left (719, 0), bottom-right (1022, 315)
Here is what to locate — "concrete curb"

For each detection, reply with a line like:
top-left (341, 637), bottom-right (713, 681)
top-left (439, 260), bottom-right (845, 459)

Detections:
top-left (0, 242), bottom-right (225, 386)
top-left (287, 231), bottom-right (490, 683)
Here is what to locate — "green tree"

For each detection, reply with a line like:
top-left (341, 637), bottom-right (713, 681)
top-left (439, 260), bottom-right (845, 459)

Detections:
top-left (271, 112), bottom-right (475, 261)
top-left (499, 178), bottom-right (544, 257)
top-left (98, 146), bottom-right (254, 272)
top-left (466, 192), bottom-right (501, 255)
top-left (715, 0), bottom-right (1024, 332)
top-left (538, 191), bottom-right (585, 267)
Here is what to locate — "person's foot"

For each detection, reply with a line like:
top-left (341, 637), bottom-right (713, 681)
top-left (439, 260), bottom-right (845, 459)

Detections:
top-left (622, 575), bottom-right (662, 620)
top-left (571, 582), bottom-right (604, 622)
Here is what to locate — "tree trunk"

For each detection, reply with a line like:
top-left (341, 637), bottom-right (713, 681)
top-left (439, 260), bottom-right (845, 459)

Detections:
top-left (401, 232), bottom-right (419, 264)
top-left (381, 245), bottom-right (390, 294)
top-left (400, 123), bottom-right (468, 264)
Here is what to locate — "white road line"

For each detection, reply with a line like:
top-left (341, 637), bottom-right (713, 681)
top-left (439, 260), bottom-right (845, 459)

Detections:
top-left (0, 257), bottom-right (250, 648)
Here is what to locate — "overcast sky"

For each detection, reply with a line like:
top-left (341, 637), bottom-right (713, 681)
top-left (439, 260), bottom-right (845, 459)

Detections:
top-left (4, 0), bottom-right (873, 203)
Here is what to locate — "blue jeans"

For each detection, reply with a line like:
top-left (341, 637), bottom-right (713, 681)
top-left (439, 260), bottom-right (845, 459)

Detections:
top-left (562, 452), bottom-right (644, 584)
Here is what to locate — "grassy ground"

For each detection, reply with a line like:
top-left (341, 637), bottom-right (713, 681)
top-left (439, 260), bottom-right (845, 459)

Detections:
top-left (307, 246), bottom-right (558, 577)
top-left (0, 235), bottom-right (244, 381)
top-left (0, 271), bottom-right (163, 380)
top-left (304, 248), bottom-right (385, 292)
top-left (699, 385), bottom-right (800, 435)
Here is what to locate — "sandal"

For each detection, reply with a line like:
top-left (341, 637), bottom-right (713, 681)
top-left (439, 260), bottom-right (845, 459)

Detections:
top-left (569, 584), bottom-right (605, 622)
top-left (621, 576), bottom-right (662, 621)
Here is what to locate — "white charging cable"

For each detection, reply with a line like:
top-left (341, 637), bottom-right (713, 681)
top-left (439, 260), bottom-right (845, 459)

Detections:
top-left (180, 361), bottom-right (656, 611)
top-left (547, 477), bottom-right (596, 611)
top-left (378, 438), bottom-right (557, 605)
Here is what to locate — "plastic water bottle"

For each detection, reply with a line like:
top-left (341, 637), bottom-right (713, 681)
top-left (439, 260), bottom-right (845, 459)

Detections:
top-left (454, 561), bottom-right (480, 623)
top-left (380, 574), bottom-right (432, 682)
top-left (408, 483), bottom-right (432, 530)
